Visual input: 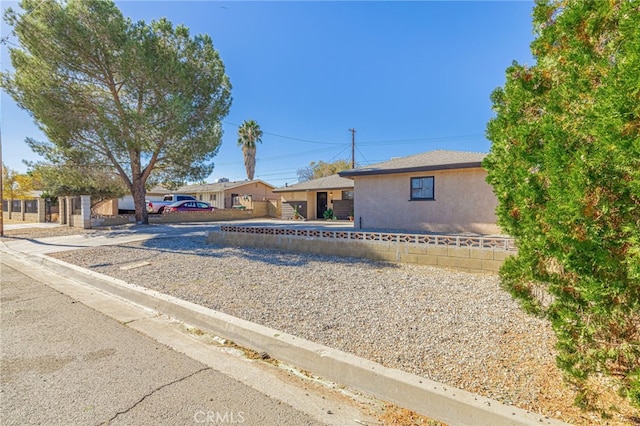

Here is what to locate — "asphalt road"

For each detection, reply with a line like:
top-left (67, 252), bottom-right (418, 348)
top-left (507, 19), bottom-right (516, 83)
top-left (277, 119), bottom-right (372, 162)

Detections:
top-left (0, 263), bottom-right (346, 426)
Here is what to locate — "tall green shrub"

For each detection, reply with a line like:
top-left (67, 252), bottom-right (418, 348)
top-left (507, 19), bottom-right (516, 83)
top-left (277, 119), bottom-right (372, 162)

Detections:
top-left (485, 0), bottom-right (640, 408)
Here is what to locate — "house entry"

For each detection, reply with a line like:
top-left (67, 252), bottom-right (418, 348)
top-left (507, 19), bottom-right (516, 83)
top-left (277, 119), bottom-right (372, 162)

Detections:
top-left (316, 192), bottom-right (328, 219)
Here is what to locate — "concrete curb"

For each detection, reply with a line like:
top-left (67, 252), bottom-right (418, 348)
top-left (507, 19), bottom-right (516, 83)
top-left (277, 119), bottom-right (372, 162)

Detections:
top-left (1, 246), bottom-right (568, 426)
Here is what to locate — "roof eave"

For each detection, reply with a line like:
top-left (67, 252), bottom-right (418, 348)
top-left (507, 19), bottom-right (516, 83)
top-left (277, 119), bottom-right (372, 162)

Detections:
top-left (273, 185), bottom-right (353, 193)
top-left (339, 162), bottom-right (484, 177)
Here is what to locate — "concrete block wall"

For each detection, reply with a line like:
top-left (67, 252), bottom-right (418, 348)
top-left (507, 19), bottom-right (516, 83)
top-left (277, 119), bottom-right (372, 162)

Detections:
top-left (207, 230), bottom-right (516, 274)
top-left (22, 212), bottom-right (40, 222)
top-left (37, 198), bottom-right (46, 223)
top-left (1, 198), bottom-right (46, 223)
top-left (65, 195), bottom-right (92, 228)
top-left (90, 208), bottom-right (267, 227)
top-left (91, 215), bottom-right (138, 227)
top-left (80, 195), bottom-right (91, 228)
top-left (150, 209), bottom-right (259, 223)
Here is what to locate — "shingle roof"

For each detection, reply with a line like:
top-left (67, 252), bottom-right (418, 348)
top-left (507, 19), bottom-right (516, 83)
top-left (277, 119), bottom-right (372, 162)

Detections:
top-left (339, 150), bottom-right (486, 177)
top-left (147, 186), bottom-right (171, 195)
top-left (177, 180), bottom-right (275, 193)
top-left (273, 174), bottom-right (354, 193)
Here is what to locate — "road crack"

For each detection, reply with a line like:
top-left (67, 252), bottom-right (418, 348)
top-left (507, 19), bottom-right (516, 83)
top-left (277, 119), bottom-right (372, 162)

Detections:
top-left (101, 366), bottom-right (211, 425)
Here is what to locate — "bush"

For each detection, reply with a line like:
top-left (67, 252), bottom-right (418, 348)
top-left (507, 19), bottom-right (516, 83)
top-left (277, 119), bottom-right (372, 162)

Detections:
top-left (323, 208), bottom-right (335, 220)
top-left (485, 0), bottom-right (640, 409)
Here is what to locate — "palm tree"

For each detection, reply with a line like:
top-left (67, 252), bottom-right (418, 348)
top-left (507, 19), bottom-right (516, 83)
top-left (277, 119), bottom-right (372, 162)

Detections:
top-left (237, 119), bottom-right (263, 180)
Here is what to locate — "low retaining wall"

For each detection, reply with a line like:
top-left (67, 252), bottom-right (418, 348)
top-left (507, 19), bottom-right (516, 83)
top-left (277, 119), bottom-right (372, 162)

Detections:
top-left (91, 208), bottom-right (265, 227)
top-left (91, 215), bottom-right (139, 227)
top-left (10, 212), bottom-right (41, 222)
top-left (208, 226), bottom-right (517, 274)
top-left (2, 198), bottom-right (46, 223)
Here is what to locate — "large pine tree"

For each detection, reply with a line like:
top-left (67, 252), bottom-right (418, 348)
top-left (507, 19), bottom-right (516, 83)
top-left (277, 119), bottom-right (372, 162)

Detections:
top-left (2, 0), bottom-right (231, 224)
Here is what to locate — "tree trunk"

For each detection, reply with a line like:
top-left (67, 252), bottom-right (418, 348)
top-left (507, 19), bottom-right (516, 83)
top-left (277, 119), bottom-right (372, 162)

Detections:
top-left (243, 146), bottom-right (256, 180)
top-left (132, 177), bottom-right (148, 225)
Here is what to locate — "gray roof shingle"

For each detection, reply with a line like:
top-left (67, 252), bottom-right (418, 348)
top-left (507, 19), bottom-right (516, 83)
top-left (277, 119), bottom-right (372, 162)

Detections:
top-left (273, 174), bottom-right (354, 193)
top-left (339, 150), bottom-right (486, 177)
top-left (177, 180), bottom-right (274, 193)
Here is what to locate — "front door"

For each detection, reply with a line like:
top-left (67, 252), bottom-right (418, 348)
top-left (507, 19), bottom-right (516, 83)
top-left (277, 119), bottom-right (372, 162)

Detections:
top-left (316, 192), bottom-right (328, 219)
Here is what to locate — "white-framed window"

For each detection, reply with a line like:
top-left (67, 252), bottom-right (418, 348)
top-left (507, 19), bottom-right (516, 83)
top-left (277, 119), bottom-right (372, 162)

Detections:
top-left (410, 176), bottom-right (434, 200)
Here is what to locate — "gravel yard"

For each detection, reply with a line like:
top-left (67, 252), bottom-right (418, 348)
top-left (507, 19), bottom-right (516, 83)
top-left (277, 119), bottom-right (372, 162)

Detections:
top-left (7, 224), bottom-right (634, 425)
top-left (47, 235), bottom-right (580, 422)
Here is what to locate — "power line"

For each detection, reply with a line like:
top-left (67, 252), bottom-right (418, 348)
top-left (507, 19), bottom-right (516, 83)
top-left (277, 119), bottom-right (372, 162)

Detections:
top-left (358, 134), bottom-right (483, 146)
top-left (258, 146), bottom-right (342, 162)
top-left (223, 120), bottom-right (483, 147)
top-left (223, 121), bottom-right (344, 145)
top-left (326, 145), bottom-right (350, 164)
top-left (355, 145), bottom-right (370, 167)
top-left (254, 171), bottom-right (298, 178)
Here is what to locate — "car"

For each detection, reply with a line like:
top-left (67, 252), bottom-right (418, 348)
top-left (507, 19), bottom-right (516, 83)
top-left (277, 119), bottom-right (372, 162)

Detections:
top-left (147, 194), bottom-right (198, 214)
top-left (165, 200), bottom-right (215, 213)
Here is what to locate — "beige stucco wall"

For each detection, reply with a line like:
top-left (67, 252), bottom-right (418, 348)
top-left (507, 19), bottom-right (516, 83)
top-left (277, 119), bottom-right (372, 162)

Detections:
top-left (277, 191), bottom-right (316, 218)
top-left (230, 182), bottom-right (275, 201)
top-left (93, 199), bottom-right (118, 215)
top-left (224, 182), bottom-right (275, 208)
top-left (353, 168), bottom-right (501, 235)
top-left (277, 191), bottom-right (309, 202)
top-left (278, 188), bottom-right (351, 220)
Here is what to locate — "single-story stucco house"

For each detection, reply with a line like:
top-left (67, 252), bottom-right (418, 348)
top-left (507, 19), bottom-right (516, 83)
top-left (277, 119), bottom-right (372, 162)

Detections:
top-left (339, 150), bottom-right (501, 235)
top-left (177, 180), bottom-right (276, 209)
top-left (273, 174), bottom-right (354, 220)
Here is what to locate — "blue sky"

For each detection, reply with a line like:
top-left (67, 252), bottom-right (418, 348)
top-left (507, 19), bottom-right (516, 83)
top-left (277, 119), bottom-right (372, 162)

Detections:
top-left (1, 1), bottom-right (536, 186)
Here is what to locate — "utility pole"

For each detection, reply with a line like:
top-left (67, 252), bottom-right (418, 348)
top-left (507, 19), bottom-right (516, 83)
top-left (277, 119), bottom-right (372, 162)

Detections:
top-left (349, 128), bottom-right (356, 169)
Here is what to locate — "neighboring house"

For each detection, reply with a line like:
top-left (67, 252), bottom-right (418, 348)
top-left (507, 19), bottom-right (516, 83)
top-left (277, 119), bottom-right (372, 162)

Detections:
top-left (339, 150), bottom-right (501, 235)
top-left (177, 180), bottom-right (276, 209)
top-left (273, 174), bottom-right (354, 220)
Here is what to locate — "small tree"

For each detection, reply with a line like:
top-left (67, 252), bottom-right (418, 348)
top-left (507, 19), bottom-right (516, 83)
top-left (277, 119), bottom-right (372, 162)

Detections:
top-left (485, 0), bottom-right (639, 409)
top-left (297, 159), bottom-right (351, 182)
top-left (2, 164), bottom-right (35, 219)
top-left (2, 0), bottom-right (232, 224)
top-left (237, 119), bottom-right (263, 180)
